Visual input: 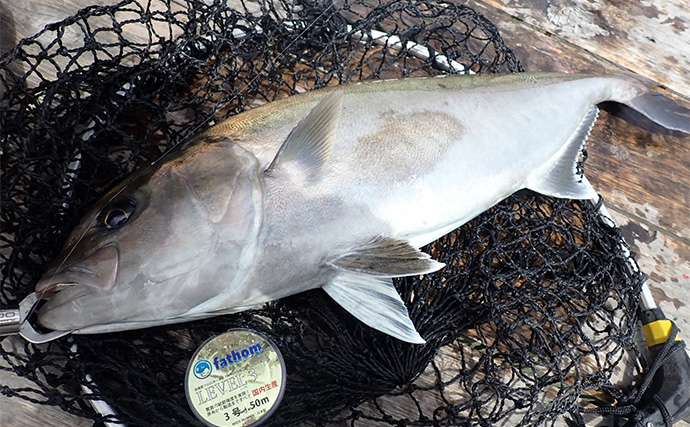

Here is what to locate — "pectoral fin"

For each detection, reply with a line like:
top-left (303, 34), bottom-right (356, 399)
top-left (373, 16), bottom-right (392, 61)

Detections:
top-left (265, 91), bottom-right (343, 184)
top-left (329, 236), bottom-right (444, 277)
top-left (323, 273), bottom-right (425, 344)
top-left (525, 106), bottom-right (598, 199)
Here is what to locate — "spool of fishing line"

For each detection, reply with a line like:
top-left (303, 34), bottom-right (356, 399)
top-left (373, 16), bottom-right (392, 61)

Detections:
top-left (185, 329), bottom-right (286, 427)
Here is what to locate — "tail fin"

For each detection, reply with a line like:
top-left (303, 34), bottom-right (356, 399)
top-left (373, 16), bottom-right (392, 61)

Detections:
top-left (626, 90), bottom-right (690, 133)
top-left (609, 77), bottom-right (690, 134)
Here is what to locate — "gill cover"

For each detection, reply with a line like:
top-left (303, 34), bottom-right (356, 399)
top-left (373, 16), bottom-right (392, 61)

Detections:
top-left (37, 138), bottom-right (264, 332)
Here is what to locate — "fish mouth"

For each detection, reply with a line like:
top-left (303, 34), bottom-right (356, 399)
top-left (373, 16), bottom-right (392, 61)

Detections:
top-left (38, 283), bottom-right (92, 311)
top-left (36, 284), bottom-right (94, 331)
top-left (37, 282), bottom-right (78, 299)
top-left (35, 246), bottom-right (119, 331)
top-left (35, 245), bottom-right (119, 294)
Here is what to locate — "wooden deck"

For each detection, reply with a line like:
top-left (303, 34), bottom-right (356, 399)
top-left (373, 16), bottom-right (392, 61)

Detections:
top-left (1, 0), bottom-right (688, 426)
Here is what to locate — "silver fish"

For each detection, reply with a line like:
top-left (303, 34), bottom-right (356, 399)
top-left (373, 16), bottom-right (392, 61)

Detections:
top-left (35, 73), bottom-right (690, 343)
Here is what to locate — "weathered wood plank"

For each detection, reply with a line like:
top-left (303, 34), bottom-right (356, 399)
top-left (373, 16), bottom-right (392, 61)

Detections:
top-left (0, 339), bottom-right (93, 427)
top-left (609, 209), bottom-right (690, 332)
top-left (469, 3), bottom-right (690, 425)
top-left (470, 1), bottom-right (690, 239)
top-left (1, 0), bottom-right (122, 52)
top-left (0, 0), bottom-right (190, 50)
top-left (476, 0), bottom-right (690, 97)
top-left (587, 111), bottom-right (689, 241)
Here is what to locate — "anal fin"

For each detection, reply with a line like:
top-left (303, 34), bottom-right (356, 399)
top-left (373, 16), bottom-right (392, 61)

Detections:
top-left (526, 106), bottom-right (599, 199)
top-left (323, 273), bottom-right (425, 344)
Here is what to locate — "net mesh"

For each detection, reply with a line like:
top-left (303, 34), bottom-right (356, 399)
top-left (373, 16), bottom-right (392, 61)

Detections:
top-left (1, 0), bottom-right (644, 425)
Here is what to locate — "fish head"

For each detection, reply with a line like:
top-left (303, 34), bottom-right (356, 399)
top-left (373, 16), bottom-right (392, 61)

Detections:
top-left (36, 139), bottom-right (264, 333)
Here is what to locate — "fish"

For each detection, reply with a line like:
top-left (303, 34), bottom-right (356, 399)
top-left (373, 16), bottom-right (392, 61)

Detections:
top-left (35, 73), bottom-right (690, 343)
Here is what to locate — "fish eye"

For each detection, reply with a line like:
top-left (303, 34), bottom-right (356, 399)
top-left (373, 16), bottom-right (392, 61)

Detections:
top-left (104, 209), bottom-right (128, 229)
top-left (101, 198), bottom-right (136, 229)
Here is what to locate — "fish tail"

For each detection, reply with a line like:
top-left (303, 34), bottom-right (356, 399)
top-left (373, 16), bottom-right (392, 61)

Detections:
top-left (627, 90), bottom-right (690, 133)
top-left (608, 77), bottom-right (690, 134)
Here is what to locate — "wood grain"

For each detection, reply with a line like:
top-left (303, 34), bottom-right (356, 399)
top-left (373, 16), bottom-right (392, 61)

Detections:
top-left (587, 111), bottom-right (689, 240)
top-left (477, 0), bottom-right (690, 97)
top-left (609, 210), bottom-right (690, 330)
top-left (0, 338), bottom-right (93, 427)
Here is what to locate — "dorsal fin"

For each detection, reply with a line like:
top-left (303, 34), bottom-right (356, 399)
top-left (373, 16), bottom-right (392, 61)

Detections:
top-left (265, 91), bottom-right (343, 184)
top-left (525, 105), bottom-right (598, 199)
